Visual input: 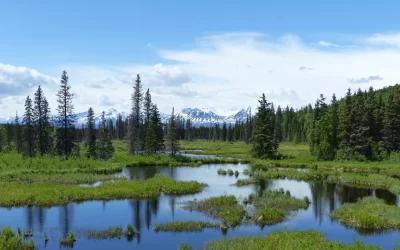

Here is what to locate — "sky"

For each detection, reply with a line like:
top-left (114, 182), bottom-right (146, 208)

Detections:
top-left (1, 0), bottom-right (400, 117)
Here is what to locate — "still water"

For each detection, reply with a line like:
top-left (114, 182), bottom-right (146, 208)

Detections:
top-left (0, 163), bottom-right (399, 249)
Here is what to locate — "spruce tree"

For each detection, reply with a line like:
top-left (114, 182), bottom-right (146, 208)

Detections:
top-left (222, 122), bottom-right (227, 141)
top-left (250, 94), bottom-right (279, 159)
top-left (274, 105), bottom-right (283, 142)
top-left (98, 111), bottom-right (114, 160)
top-left (23, 96), bottom-right (35, 157)
top-left (145, 105), bottom-right (164, 154)
top-left (331, 94), bottom-right (339, 152)
top-left (383, 87), bottom-right (400, 152)
top-left (128, 74), bottom-right (143, 154)
top-left (55, 71), bottom-right (75, 158)
top-left (14, 112), bottom-right (22, 154)
top-left (144, 88), bottom-right (152, 125)
top-left (33, 86), bottom-right (52, 156)
top-left (86, 107), bottom-right (97, 158)
top-left (166, 108), bottom-right (179, 156)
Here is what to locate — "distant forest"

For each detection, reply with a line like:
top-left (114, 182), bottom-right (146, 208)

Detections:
top-left (1, 70), bottom-right (400, 161)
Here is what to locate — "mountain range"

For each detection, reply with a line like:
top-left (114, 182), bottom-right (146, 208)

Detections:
top-left (0, 107), bottom-right (252, 127)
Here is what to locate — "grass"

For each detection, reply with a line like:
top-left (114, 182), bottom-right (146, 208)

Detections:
top-left (237, 168), bottom-right (400, 195)
top-left (180, 140), bottom-right (400, 174)
top-left (183, 195), bottom-right (246, 227)
top-left (0, 227), bottom-right (34, 250)
top-left (202, 230), bottom-right (380, 250)
top-left (0, 174), bottom-right (207, 206)
top-left (153, 221), bottom-right (220, 232)
top-left (245, 189), bottom-right (309, 225)
top-left (331, 197), bottom-right (400, 229)
top-left (60, 232), bottom-right (75, 247)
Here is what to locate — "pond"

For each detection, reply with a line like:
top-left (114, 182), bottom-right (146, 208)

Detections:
top-left (0, 163), bottom-right (399, 250)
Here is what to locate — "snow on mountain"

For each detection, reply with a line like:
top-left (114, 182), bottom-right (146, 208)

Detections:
top-left (0, 107), bottom-right (251, 127)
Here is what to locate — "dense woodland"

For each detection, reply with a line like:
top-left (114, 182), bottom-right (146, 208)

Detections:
top-left (1, 70), bottom-right (400, 161)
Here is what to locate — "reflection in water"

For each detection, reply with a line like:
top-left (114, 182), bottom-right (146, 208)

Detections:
top-left (309, 182), bottom-right (398, 225)
top-left (2, 164), bottom-right (398, 250)
top-left (59, 204), bottom-right (73, 236)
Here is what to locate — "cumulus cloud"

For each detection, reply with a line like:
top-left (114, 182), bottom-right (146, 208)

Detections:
top-left (3, 32), bottom-right (400, 117)
top-left (366, 33), bottom-right (400, 47)
top-left (0, 64), bottom-right (57, 96)
top-left (318, 41), bottom-right (340, 47)
top-left (99, 95), bottom-right (115, 106)
top-left (348, 75), bottom-right (384, 84)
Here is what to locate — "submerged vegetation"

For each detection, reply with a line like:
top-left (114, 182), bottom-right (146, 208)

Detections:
top-left (202, 230), bottom-right (380, 250)
top-left (0, 227), bottom-right (34, 250)
top-left (153, 221), bottom-right (219, 232)
top-left (331, 197), bottom-right (400, 229)
top-left (0, 174), bottom-right (206, 206)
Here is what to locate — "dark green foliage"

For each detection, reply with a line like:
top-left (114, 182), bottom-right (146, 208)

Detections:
top-left (55, 71), bottom-right (75, 158)
top-left (98, 111), bottom-right (114, 160)
top-left (14, 113), bottom-right (22, 154)
top-left (145, 105), bottom-right (164, 154)
top-left (128, 74), bottom-right (143, 154)
top-left (167, 108), bottom-right (179, 156)
top-left (383, 86), bottom-right (400, 152)
top-left (250, 94), bottom-right (279, 159)
top-left (86, 107), bottom-right (97, 158)
top-left (23, 96), bottom-right (35, 157)
top-left (33, 86), bottom-right (52, 156)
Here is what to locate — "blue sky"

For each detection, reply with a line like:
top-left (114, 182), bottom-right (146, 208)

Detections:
top-left (1, 0), bottom-right (400, 116)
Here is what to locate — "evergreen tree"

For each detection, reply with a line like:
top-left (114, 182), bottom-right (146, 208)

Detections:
top-left (33, 86), bottom-right (52, 156)
top-left (5, 123), bottom-right (12, 151)
top-left (166, 108), bottom-right (179, 156)
top-left (250, 94), bottom-right (279, 159)
top-left (98, 111), bottom-right (114, 160)
top-left (55, 71), bottom-right (75, 158)
top-left (14, 112), bottom-right (22, 154)
top-left (145, 105), bottom-right (164, 154)
top-left (338, 88), bottom-right (352, 153)
top-left (274, 105), bottom-right (283, 142)
top-left (331, 94), bottom-right (339, 152)
top-left (0, 127), bottom-right (2, 152)
top-left (86, 107), bottom-right (97, 158)
top-left (383, 87), bottom-right (400, 152)
top-left (128, 74), bottom-right (143, 154)
top-left (222, 122), bottom-right (227, 141)
top-left (23, 96), bottom-right (35, 157)
top-left (144, 88), bottom-right (152, 125)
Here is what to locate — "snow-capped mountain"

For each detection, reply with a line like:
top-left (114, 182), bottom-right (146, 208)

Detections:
top-left (0, 107), bottom-right (251, 127)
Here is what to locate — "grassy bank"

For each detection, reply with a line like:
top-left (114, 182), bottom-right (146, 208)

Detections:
top-left (153, 221), bottom-right (219, 232)
top-left (245, 189), bottom-right (309, 225)
top-left (202, 230), bottom-right (379, 250)
top-left (331, 197), bottom-right (400, 229)
top-left (183, 196), bottom-right (246, 227)
top-left (238, 169), bottom-right (400, 195)
top-left (0, 174), bottom-right (206, 206)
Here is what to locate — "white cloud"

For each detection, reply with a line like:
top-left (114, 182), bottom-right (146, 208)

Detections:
top-left (2, 32), bottom-right (400, 117)
top-left (366, 33), bottom-right (400, 47)
top-left (0, 63), bottom-right (57, 96)
top-left (318, 41), bottom-right (340, 47)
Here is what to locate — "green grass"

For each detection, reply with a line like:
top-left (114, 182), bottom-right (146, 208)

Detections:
top-left (238, 169), bottom-right (400, 195)
top-left (180, 140), bottom-right (251, 158)
top-left (153, 221), bottom-right (219, 232)
top-left (0, 174), bottom-right (206, 206)
top-left (183, 195), bottom-right (246, 227)
top-left (331, 197), bottom-right (400, 229)
top-left (246, 189), bottom-right (309, 225)
top-left (85, 225), bottom-right (139, 239)
top-left (0, 227), bottom-right (34, 250)
top-left (202, 230), bottom-right (380, 250)
top-left (60, 232), bottom-right (75, 247)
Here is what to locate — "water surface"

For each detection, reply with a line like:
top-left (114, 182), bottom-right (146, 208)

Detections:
top-left (0, 163), bottom-right (399, 250)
